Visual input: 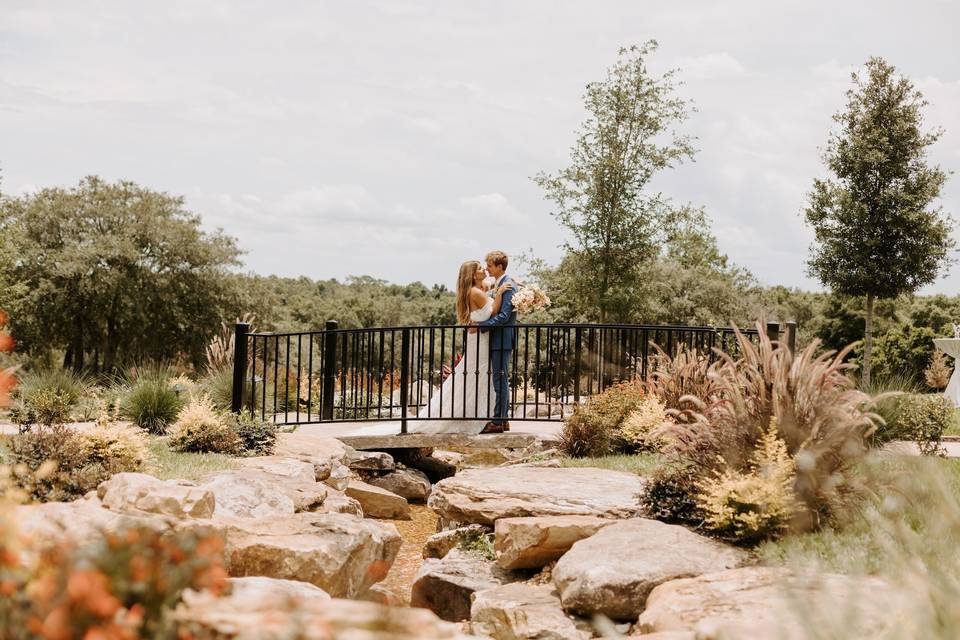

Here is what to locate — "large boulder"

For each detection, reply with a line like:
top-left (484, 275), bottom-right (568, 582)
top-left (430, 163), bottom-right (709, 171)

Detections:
top-left (237, 456), bottom-right (318, 483)
top-left (423, 525), bottom-right (491, 560)
top-left (14, 498), bottom-right (170, 550)
top-left (220, 512), bottom-right (401, 598)
top-left (98, 473), bottom-right (215, 519)
top-left (428, 467), bottom-right (645, 526)
top-left (553, 519), bottom-right (749, 621)
top-left (494, 515), bottom-right (614, 570)
top-left (324, 463), bottom-right (352, 491)
top-left (411, 548), bottom-right (523, 622)
top-left (200, 471), bottom-right (296, 519)
top-left (470, 583), bottom-right (591, 640)
top-left (345, 480), bottom-right (411, 520)
top-left (635, 567), bottom-right (902, 639)
top-left (368, 467), bottom-right (432, 501)
top-left (175, 580), bottom-right (477, 639)
top-left (274, 430), bottom-right (350, 481)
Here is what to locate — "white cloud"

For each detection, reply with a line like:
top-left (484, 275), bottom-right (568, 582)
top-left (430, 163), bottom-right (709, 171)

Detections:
top-left (674, 52), bottom-right (746, 79)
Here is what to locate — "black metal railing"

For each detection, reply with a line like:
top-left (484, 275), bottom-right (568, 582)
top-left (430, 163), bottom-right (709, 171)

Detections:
top-left (230, 321), bottom-right (792, 431)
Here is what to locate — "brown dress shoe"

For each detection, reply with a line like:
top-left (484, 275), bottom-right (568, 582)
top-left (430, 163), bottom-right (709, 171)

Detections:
top-left (502, 422), bottom-right (511, 431)
top-left (480, 422), bottom-right (505, 434)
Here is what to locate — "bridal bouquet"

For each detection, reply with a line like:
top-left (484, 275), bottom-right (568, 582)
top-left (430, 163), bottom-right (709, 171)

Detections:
top-left (511, 285), bottom-right (551, 315)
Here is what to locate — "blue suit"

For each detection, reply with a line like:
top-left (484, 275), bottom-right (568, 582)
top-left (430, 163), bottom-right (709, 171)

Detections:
top-left (477, 275), bottom-right (517, 424)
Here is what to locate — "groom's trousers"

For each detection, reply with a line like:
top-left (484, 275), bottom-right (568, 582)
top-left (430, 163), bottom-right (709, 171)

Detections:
top-left (490, 348), bottom-right (512, 424)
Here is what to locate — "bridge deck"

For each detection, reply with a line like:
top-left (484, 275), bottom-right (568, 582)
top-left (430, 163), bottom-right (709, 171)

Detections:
top-left (290, 420), bottom-right (561, 450)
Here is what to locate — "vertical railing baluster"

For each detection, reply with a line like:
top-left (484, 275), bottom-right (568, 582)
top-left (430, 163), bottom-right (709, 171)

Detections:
top-left (399, 328), bottom-right (411, 434)
top-left (249, 333), bottom-right (257, 418)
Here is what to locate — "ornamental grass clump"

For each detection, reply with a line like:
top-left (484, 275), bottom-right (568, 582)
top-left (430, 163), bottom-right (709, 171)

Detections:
top-left (77, 424), bottom-right (150, 471)
top-left (122, 372), bottom-right (183, 435)
top-left (652, 323), bottom-right (882, 533)
top-left (169, 395), bottom-right (242, 455)
top-left (696, 418), bottom-right (799, 544)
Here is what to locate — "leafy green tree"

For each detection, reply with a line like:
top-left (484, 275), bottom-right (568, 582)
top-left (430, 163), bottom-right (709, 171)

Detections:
top-left (804, 57), bottom-right (954, 386)
top-left (1, 176), bottom-right (241, 371)
top-left (534, 41), bottom-right (695, 322)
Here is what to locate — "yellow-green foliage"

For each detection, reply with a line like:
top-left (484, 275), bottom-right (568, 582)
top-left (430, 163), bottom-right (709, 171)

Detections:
top-left (559, 380), bottom-right (647, 457)
top-left (697, 419), bottom-right (798, 544)
top-left (892, 393), bottom-right (951, 456)
top-left (77, 424), bottom-right (149, 471)
top-left (169, 395), bottom-right (241, 455)
top-left (618, 394), bottom-right (670, 450)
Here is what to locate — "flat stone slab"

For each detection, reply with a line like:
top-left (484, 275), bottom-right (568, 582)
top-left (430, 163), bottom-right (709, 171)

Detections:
top-left (494, 515), bottom-right (615, 570)
top-left (339, 432), bottom-right (550, 451)
top-left (636, 567), bottom-right (903, 639)
top-left (428, 467), bottom-right (645, 526)
top-left (471, 583), bottom-right (591, 640)
top-left (553, 518), bottom-right (749, 621)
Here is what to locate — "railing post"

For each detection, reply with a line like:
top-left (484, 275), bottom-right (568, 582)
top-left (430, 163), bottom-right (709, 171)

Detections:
top-left (784, 321), bottom-right (797, 354)
top-left (766, 321), bottom-right (780, 344)
top-left (399, 327), bottom-right (411, 434)
top-left (573, 326), bottom-right (582, 403)
top-left (321, 320), bottom-right (338, 420)
top-left (231, 322), bottom-right (250, 413)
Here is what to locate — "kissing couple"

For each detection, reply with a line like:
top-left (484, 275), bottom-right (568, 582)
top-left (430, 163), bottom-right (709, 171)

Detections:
top-left (409, 250), bottom-right (518, 435)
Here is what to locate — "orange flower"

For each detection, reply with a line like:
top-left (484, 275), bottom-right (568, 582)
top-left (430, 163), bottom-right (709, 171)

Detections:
top-left (40, 605), bottom-right (72, 640)
top-left (0, 332), bottom-right (13, 353)
top-left (0, 309), bottom-right (7, 327)
top-left (0, 369), bottom-right (15, 408)
top-left (67, 570), bottom-right (121, 617)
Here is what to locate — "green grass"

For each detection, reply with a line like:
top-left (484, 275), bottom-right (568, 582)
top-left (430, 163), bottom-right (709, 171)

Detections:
top-left (757, 455), bottom-right (960, 576)
top-left (559, 452), bottom-right (664, 475)
top-left (944, 409), bottom-right (960, 437)
top-left (144, 436), bottom-right (238, 481)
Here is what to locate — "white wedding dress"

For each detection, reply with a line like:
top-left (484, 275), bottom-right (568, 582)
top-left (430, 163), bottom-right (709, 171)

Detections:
top-left (408, 298), bottom-right (493, 434)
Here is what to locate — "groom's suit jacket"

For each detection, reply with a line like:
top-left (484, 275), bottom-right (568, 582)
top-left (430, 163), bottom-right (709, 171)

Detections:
top-left (477, 275), bottom-right (517, 352)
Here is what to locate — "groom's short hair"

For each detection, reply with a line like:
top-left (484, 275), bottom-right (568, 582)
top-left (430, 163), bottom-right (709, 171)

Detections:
top-left (485, 250), bottom-right (508, 269)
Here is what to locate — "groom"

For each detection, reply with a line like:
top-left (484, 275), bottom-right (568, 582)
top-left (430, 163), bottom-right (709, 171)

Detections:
top-left (476, 250), bottom-right (517, 434)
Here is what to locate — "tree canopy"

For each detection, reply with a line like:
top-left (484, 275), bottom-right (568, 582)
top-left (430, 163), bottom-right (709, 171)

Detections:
top-left (804, 57), bottom-right (953, 384)
top-left (0, 176), bottom-right (242, 371)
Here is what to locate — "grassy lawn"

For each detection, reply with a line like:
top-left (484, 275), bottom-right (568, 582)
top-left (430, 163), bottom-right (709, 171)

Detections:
top-left (757, 455), bottom-right (960, 576)
top-left (559, 452), bottom-right (664, 475)
top-left (144, 437), bottom-right (238, 481)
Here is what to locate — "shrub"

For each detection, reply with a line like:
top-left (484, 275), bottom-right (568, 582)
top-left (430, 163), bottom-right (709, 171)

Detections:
top-left (229, 412), bottom-right (278, 456)
top-left (123, 377), bottom-right (183, 434)
top-left (639, 464), bottom-right (703, 526)
top-left (654, 324), bottom-right (881, 532)
top-left (558, 380), bottom-right (646, 457)
top-left (618, 395), bottom-right (670, 451)
top-left (77, 424), bottom-right (150, 471)
top-left (6, 424), bottom-right (141, 502)
top-left (24, 388), bottom-right (72, 426)
top-left (0, 522), bottom-right (227, 639)
top-left (16, 368), bottom-right (90, 412)
top-left (924, 350), bottom-right (952, 391)
top-left (696, 419), bottom-right (799, 544)
top-left (169, 395), bottom-right (242, 455)
top-left (882, 394), bottom-right (951, 456)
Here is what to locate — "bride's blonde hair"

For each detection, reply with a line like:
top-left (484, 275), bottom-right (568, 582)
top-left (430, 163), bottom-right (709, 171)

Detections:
top-left (456, 260), bottom-right (481, 325)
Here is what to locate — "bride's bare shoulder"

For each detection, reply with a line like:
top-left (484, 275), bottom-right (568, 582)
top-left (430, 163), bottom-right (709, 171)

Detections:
top-left (469, 287), bottom-right (488, 308)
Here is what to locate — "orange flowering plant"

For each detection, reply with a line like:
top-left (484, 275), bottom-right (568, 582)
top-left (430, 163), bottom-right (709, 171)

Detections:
top-left (0, 522), bottom-right (228, 640)
top-left (0, 309), bottom-right (16, 408)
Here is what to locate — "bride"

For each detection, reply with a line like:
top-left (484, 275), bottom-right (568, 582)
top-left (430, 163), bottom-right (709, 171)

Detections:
top-left (408, 260), bottom-right (512, 434)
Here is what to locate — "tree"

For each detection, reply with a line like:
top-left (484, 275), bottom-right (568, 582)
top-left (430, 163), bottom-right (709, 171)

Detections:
top-left (534, 41), bottom-right (695, 322)
top-left (805, 57), bottom-right (954, 386)
top-left (0, 176), bottom-right (242, 371)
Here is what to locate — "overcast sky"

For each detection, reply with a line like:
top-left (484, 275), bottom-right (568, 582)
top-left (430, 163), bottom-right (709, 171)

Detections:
top-left (2, 1), bottom-right (958, 292)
